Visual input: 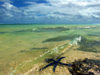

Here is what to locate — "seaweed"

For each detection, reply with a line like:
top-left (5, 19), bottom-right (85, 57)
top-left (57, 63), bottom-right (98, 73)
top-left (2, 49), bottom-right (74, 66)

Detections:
top-left (34, 27), bottom-right (70, 32)
top-left (43, 34), bottom-right (80, 42)
top-left (30, 47), bottom-right (48, 50)
top-left (68, 58), bottom-right (100, 75)
top-left (20, 47), bottom-right (48, 53)
top-left (0, 27), bottom-right (70, 34)
top-left (78, 37), bottom-right (100, 53)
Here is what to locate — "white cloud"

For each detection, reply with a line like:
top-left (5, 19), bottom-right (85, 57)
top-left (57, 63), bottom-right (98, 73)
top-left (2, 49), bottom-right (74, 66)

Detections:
top-left (2, 2), bottom-right (14, 10)
top-left (0, 0), bottom-right (100, 24)
top-left (0, 0), bottom-right (10, 2)
top-left (47, 0), bottom-right (100, 6)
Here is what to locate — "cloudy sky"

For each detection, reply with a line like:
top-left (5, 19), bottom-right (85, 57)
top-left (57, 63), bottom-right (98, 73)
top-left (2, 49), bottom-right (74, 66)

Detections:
top-left (0, 0), bottom-right (100, 24)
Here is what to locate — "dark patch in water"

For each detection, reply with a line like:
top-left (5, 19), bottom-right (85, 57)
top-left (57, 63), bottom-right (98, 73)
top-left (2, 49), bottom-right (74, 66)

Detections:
top-left (0, 31), bottom-right (8, 34)
top-left (30, 47), bottom-right (48, 50)
top-left (0, 27), bottom-right (70, 34)
top-left (87, 32), bottom-right (100, 37)
top-left (68, 58), bottom-right (100, 75)
top-left (43, 35), bottom-right (80, 42)
top-left (14, 29), bottom-right (32, 33)
top-left (20, 49), bottom-right (28, 53)
top-left (88, 34), bottom-right (100, 37)
top-left (0, 29), bottom-right (34, 34)
top-left (78, 37), bottom-right (100, 53)
top-left (34, 27), bottom-right (70, 32)
top-left (20, 47), bottom-right (48, 53)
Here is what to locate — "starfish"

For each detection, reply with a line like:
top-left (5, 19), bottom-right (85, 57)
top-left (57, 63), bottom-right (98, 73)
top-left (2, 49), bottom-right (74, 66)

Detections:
top-left (39, 57), bottom-right (72, 72)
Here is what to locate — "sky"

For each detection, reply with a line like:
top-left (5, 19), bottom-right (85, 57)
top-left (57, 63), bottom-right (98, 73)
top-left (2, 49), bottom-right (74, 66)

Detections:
top-left (0, 0), bottom-right (100, 24)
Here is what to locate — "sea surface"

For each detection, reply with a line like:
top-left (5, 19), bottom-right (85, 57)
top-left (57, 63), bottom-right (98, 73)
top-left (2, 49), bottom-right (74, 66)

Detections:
top-left (0, 24), bottom-right (100, 75)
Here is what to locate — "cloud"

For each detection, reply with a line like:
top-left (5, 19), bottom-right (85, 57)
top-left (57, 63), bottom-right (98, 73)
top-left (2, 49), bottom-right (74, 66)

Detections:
top-left (0, 0), bottom-right (10, 2)
top-left (0, 0), bottom-right (100, 24)
top-left (2, 2), bottom-right (14, 10)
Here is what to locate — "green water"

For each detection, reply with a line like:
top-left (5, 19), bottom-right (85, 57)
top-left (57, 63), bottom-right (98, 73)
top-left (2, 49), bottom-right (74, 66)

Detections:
top-left (0, 24), bottom-right (100, 75)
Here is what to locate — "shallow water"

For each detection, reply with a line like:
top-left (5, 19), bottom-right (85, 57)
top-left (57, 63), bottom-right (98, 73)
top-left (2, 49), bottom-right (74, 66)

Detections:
top-left (0, 25), bottom-right (100, 75)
